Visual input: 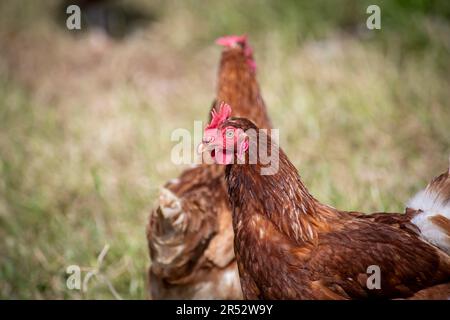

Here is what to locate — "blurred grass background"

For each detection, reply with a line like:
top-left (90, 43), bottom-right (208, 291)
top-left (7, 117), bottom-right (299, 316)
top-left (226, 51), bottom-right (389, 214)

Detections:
top-left (0, 0), bottom-right (449, 299)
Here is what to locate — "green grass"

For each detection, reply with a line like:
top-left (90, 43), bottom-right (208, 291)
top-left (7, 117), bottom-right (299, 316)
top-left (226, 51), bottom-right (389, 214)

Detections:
top-left (0, 0), bottom-right (449, 299)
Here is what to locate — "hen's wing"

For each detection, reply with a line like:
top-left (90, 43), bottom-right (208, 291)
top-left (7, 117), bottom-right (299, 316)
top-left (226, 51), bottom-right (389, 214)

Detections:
top-left (238, 211), bottom-right (450, 299)
top-left (305, 218), bottom-right (450, 299)
top-left (348, 208), bottom-right (421, 237)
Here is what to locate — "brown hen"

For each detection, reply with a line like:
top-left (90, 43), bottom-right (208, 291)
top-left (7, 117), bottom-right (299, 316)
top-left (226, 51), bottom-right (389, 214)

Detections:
top-left (198, 109), bottom-right (450, 300)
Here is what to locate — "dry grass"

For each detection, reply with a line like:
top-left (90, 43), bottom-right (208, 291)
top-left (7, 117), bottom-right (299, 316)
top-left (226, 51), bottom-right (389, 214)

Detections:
top-left (0, 0), bottom-right (449, 299)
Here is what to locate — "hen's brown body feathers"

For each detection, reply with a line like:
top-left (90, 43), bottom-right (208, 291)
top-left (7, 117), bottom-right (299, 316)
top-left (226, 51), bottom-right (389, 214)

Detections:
top-left (148, 165), bottom-right (238, 299)
top-left (223, 119), bottom-right (450, 300)
top-left (214, 49), bottom-right (272, 129)
top-left (147, 44), bottom-right (271, 299)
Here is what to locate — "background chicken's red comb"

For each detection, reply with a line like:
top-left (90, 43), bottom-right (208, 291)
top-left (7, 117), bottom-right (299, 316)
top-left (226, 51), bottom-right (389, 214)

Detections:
top-left (206, 102), bottom-right (232, 129)
top-left (215, 35), bottom-right (247, 47)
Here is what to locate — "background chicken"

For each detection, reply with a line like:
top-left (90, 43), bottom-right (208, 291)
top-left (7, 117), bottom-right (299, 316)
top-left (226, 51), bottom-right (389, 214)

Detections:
top-left (198, 106), bottom-right (450, 299)
top-left (146, 35), bottom-right (272, 299)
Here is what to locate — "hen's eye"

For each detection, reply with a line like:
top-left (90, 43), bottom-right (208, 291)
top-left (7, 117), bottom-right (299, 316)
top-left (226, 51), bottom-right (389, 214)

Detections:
top-left (225, 130), bottom-right (234, 138)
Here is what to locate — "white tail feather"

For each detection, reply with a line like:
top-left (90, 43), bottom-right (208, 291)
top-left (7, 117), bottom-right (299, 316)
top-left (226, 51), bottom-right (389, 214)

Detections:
top-left (407, 189), bottom-right (450, 254)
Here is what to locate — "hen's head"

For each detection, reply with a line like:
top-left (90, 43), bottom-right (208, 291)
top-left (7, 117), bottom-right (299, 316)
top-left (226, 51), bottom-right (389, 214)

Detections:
top-left (198, 102), bottom-right (254, 165)
top-left (216, 34), bottom-right (256, 72)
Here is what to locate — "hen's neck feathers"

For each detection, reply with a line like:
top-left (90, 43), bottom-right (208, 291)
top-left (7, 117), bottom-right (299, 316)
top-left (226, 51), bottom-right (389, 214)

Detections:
top-left (214, 49), bottom-right (271, 129)
top-left (225, 134), bottom-right (338, 243)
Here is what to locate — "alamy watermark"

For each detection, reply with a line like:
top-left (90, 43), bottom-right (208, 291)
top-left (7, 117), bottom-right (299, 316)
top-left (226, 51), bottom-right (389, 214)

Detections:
top-left (66, 244), bottom-right (122, 299)
top-left (366, 265), bottom-right (381, 289)
top-left (366, 5), bottom-right (381, 30)
top-left (66, 5), bottom-right (81, 30)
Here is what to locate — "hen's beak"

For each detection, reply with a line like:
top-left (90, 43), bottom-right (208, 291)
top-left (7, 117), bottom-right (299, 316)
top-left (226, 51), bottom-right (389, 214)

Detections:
top-left (197, 141), bottom-right (216, 154)
top-left (197, 142), bottom-right (207, 155)
top-left (197, 141), bottom-right (219, 155)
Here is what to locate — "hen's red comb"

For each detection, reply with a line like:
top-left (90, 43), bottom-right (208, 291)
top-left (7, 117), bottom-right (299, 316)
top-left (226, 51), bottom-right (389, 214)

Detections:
top-left (216, 34), bottom-right (256, 72)
top-left (206, 102), bottom-right (232, 129)
top-left (215, 35), bottom-right (247, 47)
